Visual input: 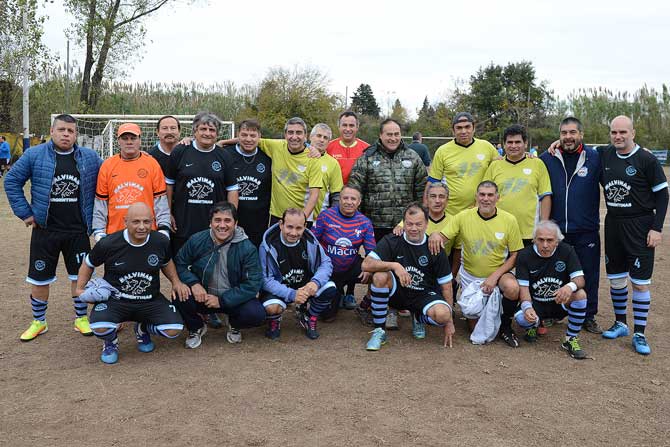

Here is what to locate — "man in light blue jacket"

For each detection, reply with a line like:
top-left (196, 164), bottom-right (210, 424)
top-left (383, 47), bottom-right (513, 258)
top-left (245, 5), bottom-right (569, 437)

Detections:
top-left (259, 207), bottom-right (337, 340)
top-left (5, 114), bottom-right (102, 342)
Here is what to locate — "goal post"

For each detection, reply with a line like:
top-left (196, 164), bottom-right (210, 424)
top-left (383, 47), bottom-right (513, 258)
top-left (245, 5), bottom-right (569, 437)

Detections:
top-left (51, 114), bottom-right (235, 159)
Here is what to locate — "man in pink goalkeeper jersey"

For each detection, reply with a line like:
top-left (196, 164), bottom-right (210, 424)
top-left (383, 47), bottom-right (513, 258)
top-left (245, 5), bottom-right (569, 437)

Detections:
top-left (312, 185), bottom-right (375, 318)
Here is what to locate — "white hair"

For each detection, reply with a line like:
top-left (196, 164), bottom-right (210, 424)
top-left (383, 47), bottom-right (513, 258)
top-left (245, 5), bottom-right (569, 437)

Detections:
top-left (533, 220), bottom-right (564, 241)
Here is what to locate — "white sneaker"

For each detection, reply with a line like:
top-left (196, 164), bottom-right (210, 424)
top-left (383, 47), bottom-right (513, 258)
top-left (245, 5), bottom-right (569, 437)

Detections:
top-left (386, 309), bottom-right (399, 330)
top-left (185, 325), bottom-right (207, 349)
top-left (226, 327), bottom-right (242, 344)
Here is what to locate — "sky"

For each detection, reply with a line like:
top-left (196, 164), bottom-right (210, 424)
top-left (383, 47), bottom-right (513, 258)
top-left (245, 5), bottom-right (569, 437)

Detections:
top-left (40, 0), bottom-right (670, 117)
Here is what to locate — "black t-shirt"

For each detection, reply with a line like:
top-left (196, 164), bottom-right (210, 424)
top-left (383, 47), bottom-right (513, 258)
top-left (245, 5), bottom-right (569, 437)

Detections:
top-left (87, 230), bottom-right (171, 300)
top-left (372, 234), bottom-right (452, 297)
top-left (515, 242), bottom-right (582, 303)
top-left (148, 144), bottom-right (171, 178)
top-left (222, 145), bottom-right (271, 235)
top-left (277, 239), bottom-right (310, 289)
top-left (166, 143), bottom-right (238, 239)
top-left (47, 150), bottom-right (85, 233)
top-left (600, 145), bottom-right (668, 217)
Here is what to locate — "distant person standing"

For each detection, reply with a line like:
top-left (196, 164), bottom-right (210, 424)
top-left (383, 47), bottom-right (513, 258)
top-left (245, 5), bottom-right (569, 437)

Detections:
top-left (408, 132), bottom-right (432, 167)
top-left (327, 111), bottom-right (369, 184)
top-left (148, 115), bottom-right (181, 178)
top-left (0, 135), bottom-right (10, 177)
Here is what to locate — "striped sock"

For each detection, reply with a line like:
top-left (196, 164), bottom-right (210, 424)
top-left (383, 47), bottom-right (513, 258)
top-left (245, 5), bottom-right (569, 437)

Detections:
top-left (370, 286), bottom-right (390, 328)
top-left (610, 286), bottom-right (628, 323)
top-left (30, 296), bottom-right (48, 321)
top-left (93, 327), bottom-right (117, 342)
top-left (566, 299), bottom-right (587, 337)
top-left (632, 289), bottom-right (651, 334)
top-left (72, 296), bottom-right (88, 318)
top-left (141, 323), bottom-right (159, 335)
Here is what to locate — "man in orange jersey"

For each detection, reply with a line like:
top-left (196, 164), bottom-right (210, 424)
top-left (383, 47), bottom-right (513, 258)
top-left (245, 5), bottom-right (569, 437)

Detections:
top-left (326, 111), bottom-right (369, 184)
top-left (92, 123), bottom-right (171, 242)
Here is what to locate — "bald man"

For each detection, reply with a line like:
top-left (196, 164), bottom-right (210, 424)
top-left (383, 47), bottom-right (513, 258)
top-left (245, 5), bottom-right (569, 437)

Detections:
top-left (599, 116), bottom-right (668, 355)
top-left (76, 202), bottom-right (189, 364)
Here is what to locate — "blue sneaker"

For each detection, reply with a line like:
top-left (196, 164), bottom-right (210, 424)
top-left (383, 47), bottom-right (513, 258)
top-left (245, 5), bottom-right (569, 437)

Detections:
top-left (100, 339), bottom-right (119, 364)
top-left (134, 323), bottom-right (155, 353)
top-left (632, 333), bottom-right (651, 355)
top-left (412, 317), bottom-right (426, 339)
top-left (366, 327), bottom-right (387, 351)
top-left (602, 321), bottom-right (629, 339)
top-left (342, 294), bottom-right (357, 310)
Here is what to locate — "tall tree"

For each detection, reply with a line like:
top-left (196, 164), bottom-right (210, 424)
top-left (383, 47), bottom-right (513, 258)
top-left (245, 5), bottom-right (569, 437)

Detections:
top-left (390, 98), bottom-right (409, 126)
top-left (0, 0), bottom-right (51, 130)
top-left (65, 0), bottom-right (174, 110)
top-left (350, 84), bottom-right (380, 118)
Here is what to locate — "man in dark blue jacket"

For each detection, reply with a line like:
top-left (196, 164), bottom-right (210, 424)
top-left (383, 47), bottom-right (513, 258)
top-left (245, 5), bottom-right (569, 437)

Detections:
top-left (540, 117), bottom-right (603, 333)
top-left (5, 114), bottom-right (102, 342)
top-left (174, 202), bottom-right (265, 348)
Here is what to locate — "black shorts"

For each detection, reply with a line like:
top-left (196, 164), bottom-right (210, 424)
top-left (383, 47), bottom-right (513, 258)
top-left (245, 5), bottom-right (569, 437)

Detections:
top-left (0, 158), bottom-right (7, 167)
top-left (89, 295), bottom-right (183, 326)
top-left (331, 256), bottom-right (363, 292)
top-left (532, 300), bottom-right (568, 321)
top-left (389, 281), bottom-right (447, 318)
top-left (28, 228), bottom-right (90, 285)
top-left (604, 214), bottom-right (655, 283)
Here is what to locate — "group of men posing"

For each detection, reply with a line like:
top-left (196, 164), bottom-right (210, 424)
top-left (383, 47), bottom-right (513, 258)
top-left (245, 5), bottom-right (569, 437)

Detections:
top-left (4, 109), bottom-right (667, 364)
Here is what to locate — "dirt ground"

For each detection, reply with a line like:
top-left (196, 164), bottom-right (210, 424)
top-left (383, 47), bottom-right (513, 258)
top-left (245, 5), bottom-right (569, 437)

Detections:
top-left (1, 175), bottom-right (669, 447)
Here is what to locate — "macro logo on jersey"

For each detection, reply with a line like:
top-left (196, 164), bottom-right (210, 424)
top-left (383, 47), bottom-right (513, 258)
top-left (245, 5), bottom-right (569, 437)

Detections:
top-left (625, 166), bottom-right (637, 176)
top-left (113, 182), bottom-right (144, 208)
top-left (51, 174), bottom-right (79, 202)
top-left (531, 276), bottom-right (562, 302)
top-left (34, 260), bottom-right (46, 271)
top-left (212, 161), bottom-right (222, 172)
top-left (186, 177), bottom-right (215, 203)
top-left (604, 180), bottom-right (631, 207)
top-left (147, 254), bottom-right (159, 267)
top-left (555, 261), bottom-right (566, 272)
top-left (282, 268), bottom-right (305, 286)
top-left (418, 255), bottom-right (429, 267)
top-left (238, 175), bottom-right (261, 201)
top-left (118, 272), bottom-right (153, 300)
top-left (257, 163), bottom-right (265, 173)
top-left (94, 303), bottom-right (107, 311)
top-left (405, 266), bottom-right (425, 290)
top-left (327, 237), bottom-right (358, 257)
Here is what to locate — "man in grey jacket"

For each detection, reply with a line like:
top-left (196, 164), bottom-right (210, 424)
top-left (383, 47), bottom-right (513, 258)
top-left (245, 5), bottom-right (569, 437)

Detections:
top-left (259, 208), bottom-right (337, 340)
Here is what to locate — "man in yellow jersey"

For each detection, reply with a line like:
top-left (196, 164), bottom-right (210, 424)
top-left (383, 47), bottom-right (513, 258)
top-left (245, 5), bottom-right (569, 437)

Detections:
top-left (308, 123), bottom-right (344, 223)
top-left (483, 124), bottom-right (552, 245)
top-left (257, 117), bottom-right (323, 225)
top-left (429, 181), bottom-right (523, 347)
top-left (427, 112), bottom-right (498, 216)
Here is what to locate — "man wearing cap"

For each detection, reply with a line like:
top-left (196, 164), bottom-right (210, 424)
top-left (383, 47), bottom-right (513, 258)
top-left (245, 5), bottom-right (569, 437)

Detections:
top-left (327, 111), bottom-right (370, 184)
top-left (92, 122), bottom-right (171, 241)
top-left (427, 112), bottom-right (498, 216)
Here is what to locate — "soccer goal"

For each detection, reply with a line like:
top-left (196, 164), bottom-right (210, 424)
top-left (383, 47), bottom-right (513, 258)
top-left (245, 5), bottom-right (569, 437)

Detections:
top-left (51, 114), bottom-right (235, 159)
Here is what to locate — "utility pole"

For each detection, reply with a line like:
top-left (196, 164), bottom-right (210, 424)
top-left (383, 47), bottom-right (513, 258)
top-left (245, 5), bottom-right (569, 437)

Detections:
top-left (22, 2), bottom-right (30, 151)
top-left (65, 39), bottom-right (70, 112)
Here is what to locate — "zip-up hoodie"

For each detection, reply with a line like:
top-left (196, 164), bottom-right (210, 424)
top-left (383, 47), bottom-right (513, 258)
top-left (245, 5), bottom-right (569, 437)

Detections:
top-left (259, 223), bottom-right (333, 303)
top-left (540, 145), bottom-right (601, 233)
top-left (175, 226), bottom-right (262, 310)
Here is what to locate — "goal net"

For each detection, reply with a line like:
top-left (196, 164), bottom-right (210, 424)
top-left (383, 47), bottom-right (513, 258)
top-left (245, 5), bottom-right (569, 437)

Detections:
top-left (51, 114), bottom-right (235, 159)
